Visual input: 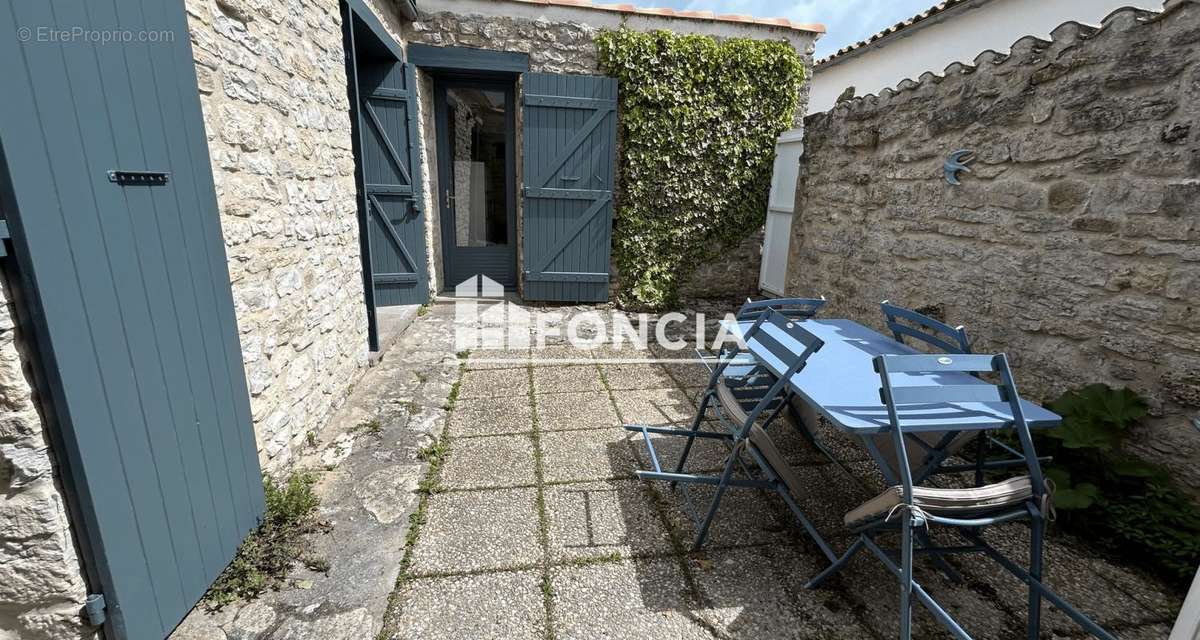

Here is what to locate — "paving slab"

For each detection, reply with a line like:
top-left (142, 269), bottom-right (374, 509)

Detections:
top-left (613, 387), bottom-right (699, 426)
top-left (660, 361), bottom-right (714, 389)
top-left (459, 368), bottom-right (531, 399)
top-left (390, 570), bottom-right (546, 640)
top-left (599, 363), bottom-right (676, 390)
top-left (550, 558), bottom-right (716, 640)
top-left (466, 348), bottom-right (531, 370)
top-left (785, 462), bottom-right (877, 536)
top-left (530, 343), bottom-right (596, 363)
top-left (629, 425), bottom-right (734, 474)
top-left (660, 483), bottom-right (791, 550)
top-left (536, 390), bottom-right (620, 431)
top-left (691, 545), bottom-right (873, 639)
top-left (440, 434), bottom-right (537, 490)
top-left (541, 427), bottom-right (639, 483)
top-left (835, 549), bottom-right (1017, 640)
top-left (950, 523), bottom-right (1166, 634)
top-left (408, 487), bottom-right (541, 575)
top-left (591, 343), bottom-right (654, 362)
top-left (544, 480), bottom-right (674, 562)
top-left (533, 364), bottom-right (606, 393)
top-left (448, 395), bottom-right (534, 437)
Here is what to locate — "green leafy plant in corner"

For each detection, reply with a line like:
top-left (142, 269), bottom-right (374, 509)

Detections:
top-left (596, 29), bottom-right (805, 310)
top-left (204, 472), bottom-right (328, 608)
top-left (1039, 384), bottom-right (1200, 586)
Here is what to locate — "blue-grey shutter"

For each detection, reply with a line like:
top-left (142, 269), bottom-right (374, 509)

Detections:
top-left (0, 1), bottom-right (263, 638)
top-left (521, 73), bottom-right (617, 302)
top-left (354, 59), bottom-right (428, 308)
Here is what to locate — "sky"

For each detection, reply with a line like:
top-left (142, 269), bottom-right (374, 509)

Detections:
top-left (641, 0), bottom-right (939, 59)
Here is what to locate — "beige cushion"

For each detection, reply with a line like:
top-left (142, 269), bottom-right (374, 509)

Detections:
top-left (748, 425), bottom-right (804, 499)
top-left (715, 379), bottom-right (749, 425)
top-left (844, 476), bottom-right (1033, 527)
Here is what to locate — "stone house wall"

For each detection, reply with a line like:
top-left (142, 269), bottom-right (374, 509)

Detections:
top-left (184, 0), bottom-right (378, 472)
top-left (0, 275), bottom-right (93, 640)
top-left (403, 5), bottom-right (817, 302)
top-left (787, 2), bottom-right (1200, 486)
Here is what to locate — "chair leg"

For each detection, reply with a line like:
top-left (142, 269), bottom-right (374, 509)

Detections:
top-left (671, 390), bottom-right (714, 485)
top-left (900, 516), bottom-right (914, 640)
top-left (1028, 514), bottom-right (1045, 640)
top-left (806, 536), bottom-right (865, 589)
top-left (692, 443), bottom-right (740, 550)
top-left (973, 434), bottom-right (986, 487)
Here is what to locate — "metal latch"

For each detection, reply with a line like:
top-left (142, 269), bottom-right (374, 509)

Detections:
top-left (108, 170), bottom-right (170, 186)
top-left (84, 593), bottom-right (106, 626)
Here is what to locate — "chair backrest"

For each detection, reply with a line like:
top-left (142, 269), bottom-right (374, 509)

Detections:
top-left (715, 308), bottom-right (824, 436)
top-left (737, 297), bottom-right (826, 322)
top-left (880, 301), bottom-right (971, 354)
top-left (873, 353), bottom-right (1044, 502)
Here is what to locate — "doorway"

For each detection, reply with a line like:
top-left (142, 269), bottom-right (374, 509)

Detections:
top-left (434, 77), bottom-right (517, 290)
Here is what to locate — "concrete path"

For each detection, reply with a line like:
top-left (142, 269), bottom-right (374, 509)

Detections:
top-left (177, 301), bottom-right (1184, 640)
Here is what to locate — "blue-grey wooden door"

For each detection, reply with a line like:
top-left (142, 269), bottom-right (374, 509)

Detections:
top-left (0, 1), bottom-right (264, 638)
top-left (521, 73), bottom-right (617, 302)
top-left (351, 51), bottom-right (428, 310)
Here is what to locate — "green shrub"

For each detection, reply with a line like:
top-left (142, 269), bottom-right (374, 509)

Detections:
top-left (205, 472), bottom-right (327, 607)
top-left (1040, 384), bottom-right (1200, 586)
top-left (596, 29), bottom-right (805, 310)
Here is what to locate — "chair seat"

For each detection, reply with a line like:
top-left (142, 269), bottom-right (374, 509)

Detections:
top-left (845, 476), bottom-right (1033, 526)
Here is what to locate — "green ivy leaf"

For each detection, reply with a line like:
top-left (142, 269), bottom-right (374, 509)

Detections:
top-left (596, 28), bottom-right (805, 310)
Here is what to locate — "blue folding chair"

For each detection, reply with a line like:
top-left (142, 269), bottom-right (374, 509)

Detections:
top-left (694, 297), bottom-right (827, 444)
top-left (699, 297), bottom-right (826, 384)
top-left (808, 353), bottom-right (1115, 640)
top-left (625, 309), bottom-right (837, 559)
top-left (881, 300), bottom-right (971, 354)
top-left (878, 301), bottom-right (1048, 486)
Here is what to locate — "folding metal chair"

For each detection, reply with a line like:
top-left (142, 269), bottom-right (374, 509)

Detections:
top-left (701, 297), bottom-right (826, 384)
top-left (808, 352), bottom-right (1115, 640)
top-left (877, 301), bottom-right (1047, 486)
top-left (625, 309), bottom-right (836, 558)
top-left (693, 297), bottom-right (827, 447)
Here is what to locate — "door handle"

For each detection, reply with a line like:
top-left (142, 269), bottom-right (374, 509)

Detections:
top-left (443, 190), bottom-right (456, 209)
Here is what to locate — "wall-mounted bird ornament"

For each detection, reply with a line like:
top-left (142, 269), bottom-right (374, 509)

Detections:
top-left (943, 149), bottom-right (974, 186)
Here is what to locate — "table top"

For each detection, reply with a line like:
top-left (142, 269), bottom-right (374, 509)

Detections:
top-left (727, 318), bottom-right (1061, 435)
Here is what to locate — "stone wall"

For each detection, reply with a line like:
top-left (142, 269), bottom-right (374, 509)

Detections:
top-left (184, 0), bottom-right (371, 471)
top-left (788, 2), bottom-right (1200, 486)
top-left (0, 276), bottom-right (92, 640)
top-left (678, 229), bottom-right (766, 300)
top-left (403, 9), bottom-right (815, 302)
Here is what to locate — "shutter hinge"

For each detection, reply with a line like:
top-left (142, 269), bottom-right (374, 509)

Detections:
top-left (84, 593), bottom-right (107, 626)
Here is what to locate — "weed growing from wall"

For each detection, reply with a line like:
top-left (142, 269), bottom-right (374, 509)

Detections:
top-left (596, 29), bottom-right (805, 309)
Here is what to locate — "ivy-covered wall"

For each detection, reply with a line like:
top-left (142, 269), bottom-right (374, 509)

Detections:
top-left (597, 30), bottom-right (807, 309)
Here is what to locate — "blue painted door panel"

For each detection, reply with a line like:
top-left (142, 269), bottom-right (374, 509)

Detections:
top-left (354, 55), bottom-right (428, 308)
top-left (0, 1), bottom-right (264, 637)
top-left (522, 73), bottom-right (617, 302)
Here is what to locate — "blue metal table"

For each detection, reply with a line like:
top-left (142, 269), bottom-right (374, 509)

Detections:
top-left (728, 318), bottom-right (1061, 436)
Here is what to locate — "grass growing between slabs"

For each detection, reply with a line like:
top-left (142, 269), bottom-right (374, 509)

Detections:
top-left (377, 353), bottom-right (467, 639)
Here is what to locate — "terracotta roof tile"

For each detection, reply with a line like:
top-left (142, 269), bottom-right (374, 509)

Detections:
top-left (815, 0), bottom-right (976, 66)
top-left (503, 0), bottom-right (825, 34)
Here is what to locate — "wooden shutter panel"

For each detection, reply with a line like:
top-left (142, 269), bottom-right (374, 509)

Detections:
top-left (521, 73), bottom-right (617, 303)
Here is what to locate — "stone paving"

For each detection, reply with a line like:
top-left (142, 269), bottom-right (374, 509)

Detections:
top-left (379, 303), bottom-right (1183, 640)
top-left (176, 301), bottom-right (1184, 640)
